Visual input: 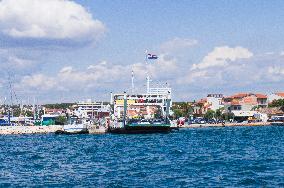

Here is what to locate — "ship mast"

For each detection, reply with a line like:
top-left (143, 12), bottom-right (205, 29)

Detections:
top-left (131, 70), bottom-right (134, 94)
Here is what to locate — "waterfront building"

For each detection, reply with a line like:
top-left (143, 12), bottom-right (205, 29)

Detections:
top-left (191, 94), bottom-right (224, 117)
top-left (223, 93), bottom-right (268, 121)
top-left (206, 94), bottom-right (224, 111)
top-left (223, 93), bottom-right (268, 112)
top-left (43, 108), bottom-right (65, 115)
top-left (192, 98), bottom-right (211, 117)
top-left (72, 100), bottom-right (110, 118)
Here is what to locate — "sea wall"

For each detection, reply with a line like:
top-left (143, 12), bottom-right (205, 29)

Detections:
top-left (180, 122), bottom-right (271, 128)
top-left (0, 125), bottom-right (62, 135)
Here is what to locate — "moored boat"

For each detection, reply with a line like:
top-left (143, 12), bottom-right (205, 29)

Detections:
top-left (55, 116), bottom-right (89, 134)
top-left (269, 115), bottom-right (284, 126)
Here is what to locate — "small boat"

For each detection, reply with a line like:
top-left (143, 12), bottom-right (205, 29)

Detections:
top-left (55, 116), bottom-right (89, 134)
top-left (269, 115), bottom-right (284, 126)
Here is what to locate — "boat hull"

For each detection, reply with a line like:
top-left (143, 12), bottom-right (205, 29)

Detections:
top-left (55, 124), bottom-right (89, 134)
top-left (55, 129), bottom-right (89, 134)
top-left (109, 124), bottom-right (173, 134)
top-left (271, 122), bottom-right (284, 126)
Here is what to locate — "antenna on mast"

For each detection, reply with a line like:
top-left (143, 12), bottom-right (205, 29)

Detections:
top-left (131, 70), bottom-right (134, 94)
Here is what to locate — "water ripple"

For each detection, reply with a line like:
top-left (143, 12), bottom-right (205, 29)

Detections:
top-left (0, 126), bottom-right (283, 187)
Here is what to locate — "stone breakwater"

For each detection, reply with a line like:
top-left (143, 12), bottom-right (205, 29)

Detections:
top-left (0, 125), bottom-right (62, 135)
top-left (180, 122), bottom-right (271, 128)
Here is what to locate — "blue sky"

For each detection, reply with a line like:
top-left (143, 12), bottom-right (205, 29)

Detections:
top-left (0, 0), bottom-right (284, 103)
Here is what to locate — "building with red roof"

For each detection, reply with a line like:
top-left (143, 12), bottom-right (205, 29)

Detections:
top-left (224, 93), bottom-right (268, 112)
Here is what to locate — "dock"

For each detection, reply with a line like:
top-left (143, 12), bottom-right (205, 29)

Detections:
top-left (0, 125), bottom-right (62, 135)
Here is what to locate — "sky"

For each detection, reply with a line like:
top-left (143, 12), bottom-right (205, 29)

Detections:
top-left (0, 0), bottom-right (284, 104)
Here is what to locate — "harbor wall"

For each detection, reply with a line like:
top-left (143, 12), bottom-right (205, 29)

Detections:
top-left (0, 125), bottom-right (62, 135)
top-left (180, 122), bottom-right (271, 128)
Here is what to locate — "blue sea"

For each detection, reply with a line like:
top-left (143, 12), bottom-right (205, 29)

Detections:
top-left (0, 126), bottom-right (283, 187)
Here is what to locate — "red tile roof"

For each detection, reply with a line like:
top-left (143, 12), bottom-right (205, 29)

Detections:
top-left (197, 98), bottom-right (207, 104)
top-left (231, 101), bottom-right (240, 105)
top-left (255, 94), bottom-right (267, 99)
top-left (276, 92), bottom-right (284, 97)
top-left (228, 93), bottom-right (248, 98)
top-left (227, 93), bottom-right (267, 99)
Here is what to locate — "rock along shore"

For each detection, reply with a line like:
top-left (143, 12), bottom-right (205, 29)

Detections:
top-left (0, 125), bottom-right (63, 135)
top-left (180, 122), bottom-right (271, 128)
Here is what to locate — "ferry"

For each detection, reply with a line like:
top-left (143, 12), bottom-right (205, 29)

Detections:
top-left (108, 52), bottom-right (176, 134)
top-left (108, 90), bottom-right (175, 134)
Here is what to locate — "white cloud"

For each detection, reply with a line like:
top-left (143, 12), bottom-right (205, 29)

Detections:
top-left (21, 74), bottom-right (56, 90)
top-left (180, 70), bottom-right (208, 84)
top-left (17, 54), bottom-right (179, 95)
top-left (160, 37), bottom-right (198, 52)
top-left (0, 0), bottom-right (106, 41)
top-left (268, 66), bottom-right (284, 75)
top-left (191, 46), bottom-right (253, 70)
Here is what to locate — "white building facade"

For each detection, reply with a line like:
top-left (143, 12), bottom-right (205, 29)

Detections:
top-left (206, 94), bottom-right (224, 111)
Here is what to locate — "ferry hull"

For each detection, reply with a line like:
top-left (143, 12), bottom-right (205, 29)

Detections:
top-left (109, 124), bottom-right (173, 134)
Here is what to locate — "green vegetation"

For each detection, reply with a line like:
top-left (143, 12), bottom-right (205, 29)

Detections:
top-left (204, 110), bottom-right (215, 120)
top-left (215, 108), bottom-right (224, 120)
top-left (269, 99), bottom-right (284, 108)
top-left (173, 109), bottom-right (184, 118)
top-left (222, 112), bottom-right (234, 121)
top-left (43, 103), bottom-right (74, 109)
top-left (55, 116), bottom-right (67, 125)
top-left (172, 102), bottom-right (194, 118)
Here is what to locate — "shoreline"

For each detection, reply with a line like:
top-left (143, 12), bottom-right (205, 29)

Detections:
top-left (0, 122), bottom-right (276, 135)
top-left (179, 122), bottom-right (272, 128)
top-left (0, 125), bottom-right (62, 135)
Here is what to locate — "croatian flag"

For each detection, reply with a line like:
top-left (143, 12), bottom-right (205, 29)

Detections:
top-left (147, 53), bottom-right (158, 60)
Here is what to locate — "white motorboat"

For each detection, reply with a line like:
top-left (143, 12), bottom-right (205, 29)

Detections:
top-left (55, 116), bottom-right (89, 134)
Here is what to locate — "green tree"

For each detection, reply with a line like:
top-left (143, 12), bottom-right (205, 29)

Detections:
top-left (13, 108), bottom-right (21, 117)
top-left (269, 99), bottom-right (284, 108)
top-left (215, 107), bottom-right (224, 120)
top-left (204, 110), bottom-right (215, 120)
top-left (173, 109), bottom-right (184, 118)
top-left (55, 116), bottom-right (67, 125)
top-left (222, 112), bottom-right (234, 121)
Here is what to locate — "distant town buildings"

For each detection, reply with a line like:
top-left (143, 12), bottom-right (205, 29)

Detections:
top-left (223, 93), bottom-right (268, 112)
top-left (72, 99), bottom-right (110, 118)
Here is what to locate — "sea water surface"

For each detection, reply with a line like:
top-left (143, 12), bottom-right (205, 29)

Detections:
top-left (0, 126), bottom-right (283, 187)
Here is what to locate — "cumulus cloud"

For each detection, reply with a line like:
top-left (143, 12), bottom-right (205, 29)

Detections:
top-left (160, 37), bottom-right (198, 53)
top-left (16, 54), bottom-right (178, 95)
top-left (267, 66), bottom-right (284, 82)
top-left (0, 52), bottom-right (40, 76)
top-left (268, 66), bottom-right (284, 75)
top-left (0, 0), bottom-right (105, 42)
top-left (180, 46), bottom-right (284, 95)
top-left (191, 46), bottom-right (253, 70)
top-left (21, 74), bottom-right (56, 90)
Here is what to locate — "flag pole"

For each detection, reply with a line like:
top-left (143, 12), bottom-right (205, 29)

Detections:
top-left (145, 50), bottom-right (150, 94)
